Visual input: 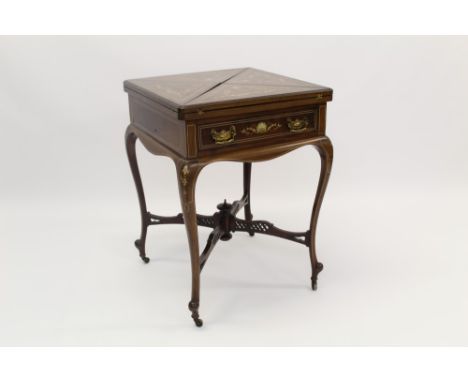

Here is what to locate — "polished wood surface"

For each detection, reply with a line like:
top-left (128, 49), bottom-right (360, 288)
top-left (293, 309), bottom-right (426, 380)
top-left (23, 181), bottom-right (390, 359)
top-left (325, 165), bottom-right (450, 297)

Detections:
top-left (124, 68), bottom-right (334, 327)
top-left (124, 67), bottom-right (332, 119)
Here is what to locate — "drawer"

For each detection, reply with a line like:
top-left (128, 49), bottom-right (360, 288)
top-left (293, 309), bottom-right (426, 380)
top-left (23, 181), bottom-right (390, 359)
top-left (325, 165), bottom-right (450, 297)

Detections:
top-left (198, 109), bottom-right (318, 150)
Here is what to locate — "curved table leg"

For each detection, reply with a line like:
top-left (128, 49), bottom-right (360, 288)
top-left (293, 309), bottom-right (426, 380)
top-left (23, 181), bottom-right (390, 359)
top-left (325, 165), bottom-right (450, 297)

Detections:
top-left (175, 160), bottom-right (205, 327)
top-left (309, 137), bottom-right (334, 290)
top-left (243, 162), bottom-right (254, 236)
top-left (125, 127), bottom-right (150, 264)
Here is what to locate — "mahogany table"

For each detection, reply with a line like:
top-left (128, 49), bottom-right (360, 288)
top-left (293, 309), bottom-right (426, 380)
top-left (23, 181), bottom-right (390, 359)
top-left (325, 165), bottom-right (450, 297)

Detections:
top-left (124, 68), bottom-right (333, 326)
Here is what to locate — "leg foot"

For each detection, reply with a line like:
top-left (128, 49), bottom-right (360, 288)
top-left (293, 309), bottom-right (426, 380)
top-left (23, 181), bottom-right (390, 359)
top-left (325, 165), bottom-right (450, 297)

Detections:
top-left (189, 301), bottom-right (203, 327)
top-left (134, 239), bottom-right (150, 263)
top-left (311, 262), bottom-right (324, 291)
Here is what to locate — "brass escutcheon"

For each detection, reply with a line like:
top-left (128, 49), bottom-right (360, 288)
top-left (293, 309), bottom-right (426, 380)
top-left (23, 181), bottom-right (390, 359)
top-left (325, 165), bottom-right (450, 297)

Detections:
top-left (241, 121), bottom-right (281, 136)
top-left (211, 125), bottom-right (236, 144)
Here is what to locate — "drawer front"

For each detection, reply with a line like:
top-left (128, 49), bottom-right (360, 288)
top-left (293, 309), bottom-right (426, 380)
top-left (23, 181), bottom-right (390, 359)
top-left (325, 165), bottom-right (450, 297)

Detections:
top-left (198, 109), bottom-right (318, 150)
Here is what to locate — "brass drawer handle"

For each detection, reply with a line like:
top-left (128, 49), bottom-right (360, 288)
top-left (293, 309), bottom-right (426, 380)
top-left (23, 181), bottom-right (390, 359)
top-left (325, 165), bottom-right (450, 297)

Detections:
top-left (241, 121), bottom-right (281, 136)
top-left (288, 118), bottom-right (309, 133)
top-left (211, 125), bottom-right (236, 144)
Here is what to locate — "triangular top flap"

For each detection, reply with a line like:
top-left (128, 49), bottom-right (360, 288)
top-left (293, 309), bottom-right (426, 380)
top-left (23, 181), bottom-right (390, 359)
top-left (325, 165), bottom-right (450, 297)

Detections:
top-left (124, 68), bottom-right (244, 109)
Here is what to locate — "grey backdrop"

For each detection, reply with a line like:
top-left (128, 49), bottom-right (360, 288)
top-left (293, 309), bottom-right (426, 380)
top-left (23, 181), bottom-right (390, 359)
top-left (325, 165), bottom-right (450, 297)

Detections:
top-left (1, 36), bottom-right (467, 345)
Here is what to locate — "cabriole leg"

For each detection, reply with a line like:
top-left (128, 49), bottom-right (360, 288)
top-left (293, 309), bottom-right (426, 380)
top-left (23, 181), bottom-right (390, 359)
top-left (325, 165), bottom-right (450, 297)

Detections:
top-left (176, 160), bottom-right (205, 327)
top-left (125, 127), bottom-right (150, 264)
top-left (309, 137), bottom-right (333, 290)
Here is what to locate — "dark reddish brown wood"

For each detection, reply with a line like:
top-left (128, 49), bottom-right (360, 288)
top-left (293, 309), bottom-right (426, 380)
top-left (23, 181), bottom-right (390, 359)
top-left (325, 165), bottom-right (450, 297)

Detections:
top-left (124, 68), bottom-right (334, 327)
top-left (309, 138), bottom-right (333, 290)
top-left (243, 162), bottom-right (254, 236)
top-left (124, 67), bottom-right (332, 119)
top-left (125, 129), bottom-right (150, 264)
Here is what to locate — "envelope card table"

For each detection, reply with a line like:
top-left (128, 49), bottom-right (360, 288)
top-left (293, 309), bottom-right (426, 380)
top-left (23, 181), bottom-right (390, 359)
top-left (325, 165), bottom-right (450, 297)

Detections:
top-left (124, 68), bottom-right (334, 327)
